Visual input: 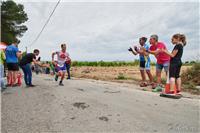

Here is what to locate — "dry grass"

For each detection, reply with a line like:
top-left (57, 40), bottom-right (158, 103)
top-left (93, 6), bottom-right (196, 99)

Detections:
top-left (71, 66), bottom-right (191, 84)
top-left (69, 65), bottom-right (200, 95)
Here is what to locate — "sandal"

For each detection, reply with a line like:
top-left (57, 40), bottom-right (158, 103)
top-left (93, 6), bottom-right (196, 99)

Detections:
top-left (140, 82), bottom-right (148, 87)
top-left (151, 83), bottom-right (157, 89)
top-left (6, 84), bottom-right (12, 87)
top-left (12, 83), bottom-right (19, 87)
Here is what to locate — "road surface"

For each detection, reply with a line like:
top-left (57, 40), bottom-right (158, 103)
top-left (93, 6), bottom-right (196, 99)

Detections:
top-left (1, 74), bottom-right (200, 133)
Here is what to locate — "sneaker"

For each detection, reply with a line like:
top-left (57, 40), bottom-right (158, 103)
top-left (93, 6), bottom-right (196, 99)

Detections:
top-left (152, 85), bottom-right (163, 92)
top-left (28, 84), bottom-right (35, 87)
top-left (59, 81), bottom-right (64, 86)
top-left (55, 75), bottom-right (58, 81)
top-left (140, 82), bottom-right (147, 87)
top-left (1, 87), bottom-right (7, 92)
top-left (6, 84), bottom-right (12, 87)
top-left (151, 83), bottom-right (157, 89)
top-left (12, 83), bottom-right (19, 87)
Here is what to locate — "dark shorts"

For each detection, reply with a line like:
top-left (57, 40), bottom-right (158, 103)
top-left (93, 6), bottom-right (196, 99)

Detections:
top-left (169, 62), bottom-right (182, 78)
top-left (140, 61), bottom-right (146, 68)
top-left (7, 63), bottom-right (19, 71)
top-left (140, 60), bottom-right (150, 70)
top-left (55, 64), bottom-right (67, 73)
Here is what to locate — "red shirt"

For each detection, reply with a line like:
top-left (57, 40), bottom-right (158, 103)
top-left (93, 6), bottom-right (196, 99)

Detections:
top-left (150, 42), bottom-right (170, 64)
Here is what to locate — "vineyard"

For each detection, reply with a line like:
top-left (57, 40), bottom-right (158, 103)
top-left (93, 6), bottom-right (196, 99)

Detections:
top-left (70, 60), bottom-right (156, 67)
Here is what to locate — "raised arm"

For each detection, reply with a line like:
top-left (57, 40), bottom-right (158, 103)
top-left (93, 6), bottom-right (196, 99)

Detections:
top-left (32, 59), bottom-right (49, 67)
top-left (162, 49), bottom-right (178, 58)
top-left (52, 52), bottom-right (56, 61)
top-left (128, 47), bottom-right (138, 55)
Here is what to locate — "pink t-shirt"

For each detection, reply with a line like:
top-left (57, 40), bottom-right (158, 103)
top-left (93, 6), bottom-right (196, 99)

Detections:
top-left (150, 42), bottom-right (170, 64)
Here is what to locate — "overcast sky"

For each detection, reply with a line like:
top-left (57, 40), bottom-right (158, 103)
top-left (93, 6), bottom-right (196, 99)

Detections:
top-left (16, 0), bottom-right (199, 62)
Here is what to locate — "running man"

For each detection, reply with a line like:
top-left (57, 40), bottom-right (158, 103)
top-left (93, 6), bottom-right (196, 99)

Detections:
top-left (52, 43), bottom-right (70, 86)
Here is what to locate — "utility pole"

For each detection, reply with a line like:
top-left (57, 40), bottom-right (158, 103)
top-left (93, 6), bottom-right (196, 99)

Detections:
top-left (25, 46), bottom-right (27, 53)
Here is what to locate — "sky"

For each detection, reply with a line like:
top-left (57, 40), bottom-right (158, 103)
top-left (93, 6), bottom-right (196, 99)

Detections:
top-left (15, 0), bottom-right (199, 62)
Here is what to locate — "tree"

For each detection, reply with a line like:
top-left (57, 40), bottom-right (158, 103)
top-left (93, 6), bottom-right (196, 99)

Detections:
top-left (1, 0), bottom-right (28, 44)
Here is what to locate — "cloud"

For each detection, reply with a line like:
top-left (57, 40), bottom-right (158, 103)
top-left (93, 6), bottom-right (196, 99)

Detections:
top-left (17, 1), bottom-right (199, 62)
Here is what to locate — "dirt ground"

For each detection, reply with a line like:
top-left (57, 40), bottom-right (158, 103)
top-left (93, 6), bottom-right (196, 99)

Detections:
top-left (70, 66), bottom-right (191, 84)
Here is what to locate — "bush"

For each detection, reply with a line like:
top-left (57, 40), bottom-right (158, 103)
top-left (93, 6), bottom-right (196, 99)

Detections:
top-left (181, 62), bottom-right (200, 94)
top-left (181, 62), bottom-right (200, 86)
top-left (116, 73), bottom-right (127, 80)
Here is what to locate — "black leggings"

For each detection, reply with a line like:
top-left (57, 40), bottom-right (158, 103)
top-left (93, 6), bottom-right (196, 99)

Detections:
top-left (169, 62), bottom-right (182, 78)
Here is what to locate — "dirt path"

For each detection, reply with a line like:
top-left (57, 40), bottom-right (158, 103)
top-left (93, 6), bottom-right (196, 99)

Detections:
top-left (1, 74), bottom-right (200, 133)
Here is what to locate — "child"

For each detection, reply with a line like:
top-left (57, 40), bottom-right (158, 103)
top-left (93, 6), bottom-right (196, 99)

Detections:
top-left (129, 37), bottom-right (153, 87)
top-left (162, 34), bottom-right (186, 93)
top-left (0, 49), bottom-right (6, 90)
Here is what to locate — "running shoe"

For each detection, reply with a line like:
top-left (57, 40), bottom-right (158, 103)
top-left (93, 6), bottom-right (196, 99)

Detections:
top-left (55, 75), bottom-right (58, 81)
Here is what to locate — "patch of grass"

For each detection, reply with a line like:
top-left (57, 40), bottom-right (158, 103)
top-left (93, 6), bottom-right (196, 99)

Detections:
top-left (181, 62), bottom-right (200, 85)
top-left (152, 76), bottom-right (166, 85)
top-left (116, 73), bottom-right (127, 80)
top-left (181, 62), bottom-right (200, 94)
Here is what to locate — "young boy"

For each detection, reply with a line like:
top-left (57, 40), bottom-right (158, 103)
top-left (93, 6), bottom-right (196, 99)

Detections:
top-left (129, 37), bottom-right (153, 87)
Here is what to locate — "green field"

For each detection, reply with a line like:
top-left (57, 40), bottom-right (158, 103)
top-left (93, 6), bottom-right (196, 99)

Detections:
top-left (71, 60), bottom-right (155, 67)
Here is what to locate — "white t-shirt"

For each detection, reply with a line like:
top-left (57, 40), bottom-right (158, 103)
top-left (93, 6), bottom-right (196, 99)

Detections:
top-left (55, 51), bottom-right (70, 67)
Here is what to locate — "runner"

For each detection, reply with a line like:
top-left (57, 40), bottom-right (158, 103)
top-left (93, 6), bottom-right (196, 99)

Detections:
top-left (52, 43), bottom-right (70, 86)
top-left (19, 49), bottom-right (48, 87)
top-left (129, 37), bottom-right (153, 87)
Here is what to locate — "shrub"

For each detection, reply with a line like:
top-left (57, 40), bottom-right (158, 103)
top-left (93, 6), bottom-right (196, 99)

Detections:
top-left (116, 73), bottom-right (127, 80)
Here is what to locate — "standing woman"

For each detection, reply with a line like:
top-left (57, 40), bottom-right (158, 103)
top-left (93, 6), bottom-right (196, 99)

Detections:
top-left (162, 34), bottom-right (186, 93)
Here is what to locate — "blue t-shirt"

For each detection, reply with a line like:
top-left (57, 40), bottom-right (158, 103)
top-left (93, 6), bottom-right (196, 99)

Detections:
top-left (5, 44), bottom-right (19, 63)
top-left (139, 44), bottom-right (150, 62)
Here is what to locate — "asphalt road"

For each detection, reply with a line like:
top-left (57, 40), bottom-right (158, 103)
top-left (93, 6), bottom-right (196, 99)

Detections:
top-left (1, 74), bottom-right (200, 133)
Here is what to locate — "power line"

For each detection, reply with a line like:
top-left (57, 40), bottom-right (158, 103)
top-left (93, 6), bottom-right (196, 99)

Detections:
top-left (28, 0), bottom-right (61, 47)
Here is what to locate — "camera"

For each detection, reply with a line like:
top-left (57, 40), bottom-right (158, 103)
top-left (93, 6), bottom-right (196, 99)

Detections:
top-left (128, 47), bottom-right (133, 51)
top-left (134, 46), bottom-right (139, 52)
